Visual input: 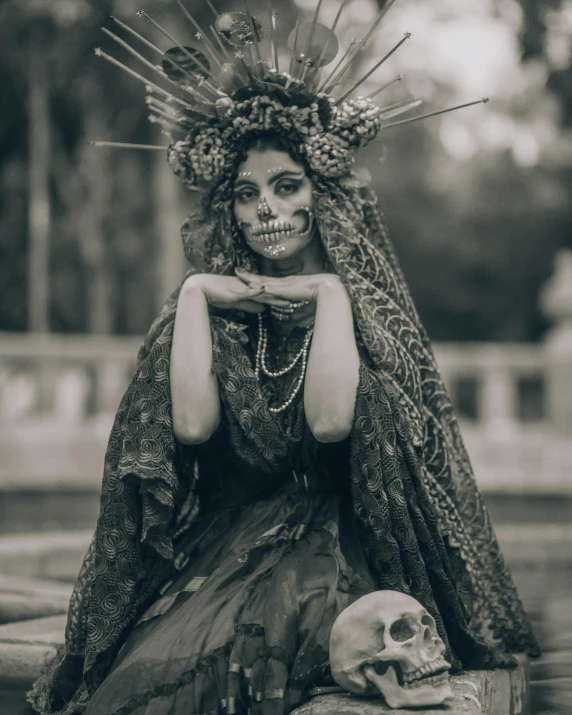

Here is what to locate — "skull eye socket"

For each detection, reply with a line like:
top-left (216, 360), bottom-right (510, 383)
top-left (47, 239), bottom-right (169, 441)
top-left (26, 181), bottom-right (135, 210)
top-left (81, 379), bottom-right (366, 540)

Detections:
top-left (421, 614), bottom-right (434, 628)
top-left (389, 616), bottom-right (417, 642)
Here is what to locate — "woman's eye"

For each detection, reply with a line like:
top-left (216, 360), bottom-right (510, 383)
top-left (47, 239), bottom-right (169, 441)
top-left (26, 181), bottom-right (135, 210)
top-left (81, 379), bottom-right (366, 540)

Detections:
top-left (235, 189), bottom-right (257, 203)
top-left (276, 181), bottom-right (300, 195)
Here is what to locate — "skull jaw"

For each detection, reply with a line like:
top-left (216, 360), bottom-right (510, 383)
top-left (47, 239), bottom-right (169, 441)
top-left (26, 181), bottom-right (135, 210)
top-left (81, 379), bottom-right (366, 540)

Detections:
top-left (363, 664), bottom-right (454, 709)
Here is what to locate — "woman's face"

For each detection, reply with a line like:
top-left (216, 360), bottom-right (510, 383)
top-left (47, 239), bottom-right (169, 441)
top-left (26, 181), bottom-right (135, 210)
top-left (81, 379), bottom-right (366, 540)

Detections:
top-left (233, 148), bottom-right (317, 261)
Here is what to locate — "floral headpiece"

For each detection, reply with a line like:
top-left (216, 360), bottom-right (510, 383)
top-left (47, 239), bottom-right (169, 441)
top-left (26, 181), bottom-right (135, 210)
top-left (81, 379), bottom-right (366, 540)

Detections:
top-left (93, 0), bottom-right (487, 189)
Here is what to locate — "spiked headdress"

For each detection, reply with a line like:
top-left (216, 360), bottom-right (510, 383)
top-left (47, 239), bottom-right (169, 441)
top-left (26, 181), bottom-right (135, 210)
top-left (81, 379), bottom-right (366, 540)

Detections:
top-left (93, 0), bottom-right (488, 189)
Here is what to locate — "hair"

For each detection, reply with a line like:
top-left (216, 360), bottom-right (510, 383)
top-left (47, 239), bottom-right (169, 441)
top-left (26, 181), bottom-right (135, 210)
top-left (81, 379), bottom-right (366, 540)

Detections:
top-left (180, 131), bottom-right (370, 275)
top-left (200, 132), bottom-right (308, 216)
top-left (233, 132), bottom-right (308, 176)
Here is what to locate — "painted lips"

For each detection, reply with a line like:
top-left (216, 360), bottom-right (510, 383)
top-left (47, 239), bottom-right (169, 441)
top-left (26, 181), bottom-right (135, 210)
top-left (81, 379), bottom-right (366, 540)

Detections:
top-left (251, 219), bottom-right (296, 242)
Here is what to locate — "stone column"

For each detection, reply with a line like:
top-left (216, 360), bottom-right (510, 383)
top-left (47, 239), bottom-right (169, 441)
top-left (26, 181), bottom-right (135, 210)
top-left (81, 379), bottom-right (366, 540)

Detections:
top-left (480, 352), bottom-right (518, 436)
top-left (540, 249), bottom-right (572, 434)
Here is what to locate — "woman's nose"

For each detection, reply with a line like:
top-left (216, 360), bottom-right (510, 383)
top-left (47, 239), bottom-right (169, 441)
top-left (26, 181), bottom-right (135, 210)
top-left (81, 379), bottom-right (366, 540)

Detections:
top-left (257, 195), bottom-right (276, 221)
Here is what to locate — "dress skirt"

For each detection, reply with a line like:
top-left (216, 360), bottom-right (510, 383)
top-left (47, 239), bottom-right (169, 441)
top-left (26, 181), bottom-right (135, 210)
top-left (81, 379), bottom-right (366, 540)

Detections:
top-left (83, 472), bottom-right (376, 715)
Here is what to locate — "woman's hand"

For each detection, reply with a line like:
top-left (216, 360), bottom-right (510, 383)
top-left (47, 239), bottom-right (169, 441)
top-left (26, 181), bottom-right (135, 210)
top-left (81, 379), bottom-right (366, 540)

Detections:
top-left (184, 274), bottom-right (290, 313)
top-left (234, 268), bottom-right (344, 303)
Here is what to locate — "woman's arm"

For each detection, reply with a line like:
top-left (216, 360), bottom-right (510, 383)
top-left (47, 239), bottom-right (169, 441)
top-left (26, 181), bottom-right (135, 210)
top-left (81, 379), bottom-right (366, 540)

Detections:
top-left (170, 276), bottom-right (221, 445)
top-left (170, 273), bottom-right (279, 444)
top-left (304, 277), bottom-right (360, 443)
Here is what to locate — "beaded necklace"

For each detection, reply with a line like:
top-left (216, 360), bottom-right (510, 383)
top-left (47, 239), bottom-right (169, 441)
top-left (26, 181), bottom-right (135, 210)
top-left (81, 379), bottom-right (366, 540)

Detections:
top-left (269, 300), bottom-right (311, 322)
top-left (255, 313), bottom-right (314, 414)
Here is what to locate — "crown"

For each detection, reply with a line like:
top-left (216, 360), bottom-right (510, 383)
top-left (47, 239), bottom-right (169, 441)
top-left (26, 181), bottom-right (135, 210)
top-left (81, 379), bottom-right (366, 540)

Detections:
top-left (92, 0), bottom-right (488, 188)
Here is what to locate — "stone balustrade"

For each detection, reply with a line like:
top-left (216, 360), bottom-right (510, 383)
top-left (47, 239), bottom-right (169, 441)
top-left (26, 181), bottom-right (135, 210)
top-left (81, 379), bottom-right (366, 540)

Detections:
top-left (0, 332), bottom-right (568, 492)
top-left (1, 249), bottom-right (571, 492)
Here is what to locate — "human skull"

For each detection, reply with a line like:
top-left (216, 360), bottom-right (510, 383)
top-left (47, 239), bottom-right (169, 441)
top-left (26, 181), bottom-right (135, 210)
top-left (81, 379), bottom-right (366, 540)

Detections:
top-left (329, 591), bottom-right (453, 708)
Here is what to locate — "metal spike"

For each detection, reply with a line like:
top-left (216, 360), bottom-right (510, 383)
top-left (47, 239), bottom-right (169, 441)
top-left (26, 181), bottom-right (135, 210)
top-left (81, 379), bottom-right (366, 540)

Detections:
top-left (241, 0), bottom-right (264, 78)
top-left (145, 94), bottom-right (192, 121)
top-left (318, 38), bottom-right (359, 93)
top-left (266, 2), bottom-right (278, 72)
top-left (209, 26), bottom-right (249, 84)
top-left (139, 7), bottom-right (221, 77)
top-left (299, 0), bottom-right (324, 82)
top-left (362, 0), bottom-right (397, 46)
top-left (148, 115), bottom-right (176, 136)
top-left (378, 97), bottom-right (422, 120)
top-left (328, 0), bottom-right (398, 91)
top-left (381, 98), bottom-right (489, 129)
top-left (136, 11), bottom-right (221, 96)
top-left (147, 102), bottom-right (192, 127)
top-left (101, 27), bottom-right (214, 103)
top-left (205, 0), bottom-right (219, 18)
top-left (336, 32), bottom-right (411, 104)
top-left (146, 87), bottom-right (213, 120)
top-left (288, 20), bottom-right (300, 78)
top-left (110, 17), bottom-right (220, 96)
top-left (329, 0), bottom-right (350, 34)
top-left (146, 94), bottom-right (183, 116)
top-left (378, 96), bottom-right (420, 114)
top-left (163, 49), bottom-right (220, 96)
top-left (110, 16), bottom-right (163, 56)
top-left (146, 93), bottom-right (201, 122)
top-left (94, 48), bottom-right (199, 112)
top-left (215, 32), bottom-right (255, 86)
top-left (366, 73), bottom-right (404, 99)
top-left (313, 0), bottom-right (350, 77)
top-left (148, 109), bottom-right (178, 127)
top-left (171, 1), bottom-right (224, 69)
top-left (90, 140), bottom-right (166, 150)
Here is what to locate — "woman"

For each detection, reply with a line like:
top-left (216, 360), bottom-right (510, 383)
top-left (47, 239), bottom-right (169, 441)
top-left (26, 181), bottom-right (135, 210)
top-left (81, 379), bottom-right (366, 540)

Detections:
top-left (29, 7), bottom-right (539, 715)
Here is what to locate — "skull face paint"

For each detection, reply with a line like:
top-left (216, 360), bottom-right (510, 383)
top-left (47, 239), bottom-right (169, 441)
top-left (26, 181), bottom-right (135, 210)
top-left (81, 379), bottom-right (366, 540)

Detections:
top-left (233, 148), bottom-right (317, 261)
top-left (329, 591), bottom-right (453, 708)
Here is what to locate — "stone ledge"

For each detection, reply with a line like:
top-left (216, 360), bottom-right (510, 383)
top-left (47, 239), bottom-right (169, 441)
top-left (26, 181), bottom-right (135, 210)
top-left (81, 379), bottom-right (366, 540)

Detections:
top-left (291, 655), bottom-right (529, 715)
top-left (0, 614), bottom-right (530, 715)
top-left (0, 531), bottom-right (91, 582)
top-left (0, 614), bottom-right (65, 693)
top-left (0, 576), bottom-right (72, 625)
top-left (291, 691), bottom-right (479, 715)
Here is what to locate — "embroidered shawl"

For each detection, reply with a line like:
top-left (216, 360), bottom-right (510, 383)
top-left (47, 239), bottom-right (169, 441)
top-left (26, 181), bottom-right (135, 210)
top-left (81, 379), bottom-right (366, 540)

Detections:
top-left (28, 182), bottom-right (539, 715)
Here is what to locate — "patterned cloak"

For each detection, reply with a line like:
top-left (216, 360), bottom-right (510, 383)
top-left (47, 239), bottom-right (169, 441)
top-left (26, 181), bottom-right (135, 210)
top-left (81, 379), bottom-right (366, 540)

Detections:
top-left (28, 181), bottom-right (540, 715)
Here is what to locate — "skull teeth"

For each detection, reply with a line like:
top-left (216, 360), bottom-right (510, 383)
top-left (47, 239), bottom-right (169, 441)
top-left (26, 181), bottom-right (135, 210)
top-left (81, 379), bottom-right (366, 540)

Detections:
top-left (252, 220), bottom-right (295, 237)
top-left (402, 657), bottom-right (450, 686)
top-left (253, 230), bottom-right (295, 243)
top-left (402, 671), bottom-right (449, 688)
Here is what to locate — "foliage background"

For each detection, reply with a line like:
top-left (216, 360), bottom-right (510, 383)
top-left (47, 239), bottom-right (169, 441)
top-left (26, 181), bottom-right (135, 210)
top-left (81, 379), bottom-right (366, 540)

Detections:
top-left (1, 0), bottom-right (571, 340)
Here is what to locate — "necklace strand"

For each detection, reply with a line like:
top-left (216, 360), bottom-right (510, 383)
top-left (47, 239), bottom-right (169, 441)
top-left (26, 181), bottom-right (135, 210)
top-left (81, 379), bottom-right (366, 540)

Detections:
top-left (269, 299), bottom-right (311, 321)
top-left (255, 313), bottom-right (314, 413)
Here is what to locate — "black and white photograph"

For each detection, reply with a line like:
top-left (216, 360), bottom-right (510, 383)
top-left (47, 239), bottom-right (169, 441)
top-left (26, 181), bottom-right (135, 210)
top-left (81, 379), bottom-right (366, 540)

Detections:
top-left (0, 1), bottom-right (570, 714)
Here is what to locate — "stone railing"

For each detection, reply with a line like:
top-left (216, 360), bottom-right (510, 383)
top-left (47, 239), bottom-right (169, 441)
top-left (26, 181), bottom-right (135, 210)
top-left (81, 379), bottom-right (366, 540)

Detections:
top-left (2, 248), bottom-right (572, 492)
top-left (0, 330), bottom-right (569, 492)
top-left (0, 333), bottom-right (548, 427)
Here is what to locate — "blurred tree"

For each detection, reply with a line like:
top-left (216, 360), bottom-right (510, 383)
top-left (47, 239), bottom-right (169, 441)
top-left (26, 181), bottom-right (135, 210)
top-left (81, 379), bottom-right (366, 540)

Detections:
top-left (1, 0), bottom-right (571, 341)
top-left (361, 0), bottom-right (572, 341)
top-left (0, 0), bottom-right (193, 334)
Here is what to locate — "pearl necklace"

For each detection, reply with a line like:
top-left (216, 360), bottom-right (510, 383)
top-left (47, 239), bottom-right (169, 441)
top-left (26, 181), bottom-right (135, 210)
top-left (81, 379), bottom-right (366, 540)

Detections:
top-left (255, 313), bottom-right (314, 413)
top-left (269, 299), bottom-right (311, 321)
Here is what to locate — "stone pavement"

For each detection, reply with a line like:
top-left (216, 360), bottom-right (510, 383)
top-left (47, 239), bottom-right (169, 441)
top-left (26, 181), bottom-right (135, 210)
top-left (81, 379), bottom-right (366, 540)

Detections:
top-left (0, 610), bottom-right (530, 715)
top-left (0, 529), bottom-right (537, 715)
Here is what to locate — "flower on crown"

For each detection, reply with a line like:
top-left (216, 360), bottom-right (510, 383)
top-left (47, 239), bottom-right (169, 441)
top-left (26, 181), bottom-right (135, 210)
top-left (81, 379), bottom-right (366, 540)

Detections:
top-left (93, 3), bottom-right (488, 189)
top-left (167, 80), bottom-right (384, 188)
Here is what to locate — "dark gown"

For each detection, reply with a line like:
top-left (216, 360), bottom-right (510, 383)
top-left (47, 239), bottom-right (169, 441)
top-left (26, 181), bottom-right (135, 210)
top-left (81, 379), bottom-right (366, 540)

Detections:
top-left (83, 324), bottom-right (376, 715)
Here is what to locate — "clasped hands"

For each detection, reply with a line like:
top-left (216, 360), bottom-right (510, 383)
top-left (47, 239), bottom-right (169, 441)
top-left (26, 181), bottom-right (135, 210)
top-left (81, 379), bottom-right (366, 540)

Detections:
top-left (187, 269), bottom-right (345, 315)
